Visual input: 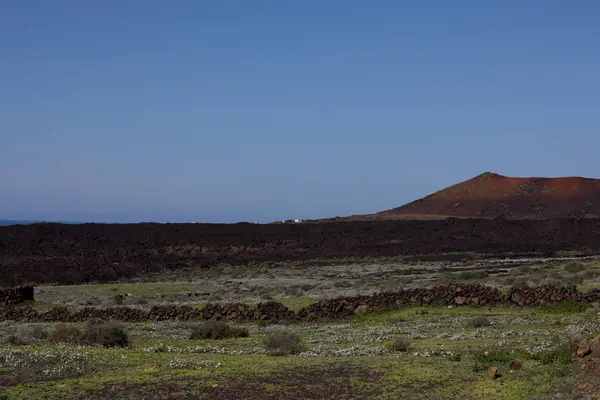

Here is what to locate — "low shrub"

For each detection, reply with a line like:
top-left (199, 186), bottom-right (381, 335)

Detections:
top-left (263, 331), bottom-right (305, 356)
top-left (534, 346), bottom-right (572, 365)
top-left (438, 272), bottom-right (456, 284)
top-left (388, 336), bottom-right (410, 352)
top-left (457, 270), bottom-right (488, 280)
top-left (7, 334), bottom-right (33, 346)
top-left (509, 360), bottom-right (523, 370)
top-left (472, 349), bottom-right (513, 364)
top-left (49, 319), bottom-right (130, 348)
top-left (582, 270), bottom-right (597, 280)
top-left (564, 275), bottom-right (584, 285)
top-left (7, 325), bottom-right (48, 346)
top-left (48, 323), bottom-right (83, 345)
top-left (81, 319), bottom-right (130, 348)
top-left (468, 316), bottom-right (492, 328)
top-left (333, 280), bottom-right (352, 288)
top-left (529, 333), bottom-right (581, 365)
top-left (564, 262), bottom-right (585, 274)
top-left (469, 349), bottom-right (514, 372)
top-left (190, 321), bottom-right (249, 340)
top-left (519, 266), bottom-right (532, 274)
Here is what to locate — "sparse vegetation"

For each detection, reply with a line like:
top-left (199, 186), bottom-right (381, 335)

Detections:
top-left (48, 323), bottom-right (84, 345)
top-left (456, 270), bottom-right (488, 280)
top-left (565, 261), bottom-right (585, 273)
top-left (4, 256), bottom-right (600, 398)
top-left (189, 321), bottom-right (249, 340)
top-left (542, 301), bottom-right (589, 314)
top-left (48, 320), bottom-right (130, 348)
top-left (81, 319), bottom-right (130, 348)
top-left (468, 316), bottom-right (492, 328)
top-left (7, 325), bottom-right (48, 346)
top-left (388, 336), bottom-right (410, 352)
top-left (263, 331), bottom-right (305, 356)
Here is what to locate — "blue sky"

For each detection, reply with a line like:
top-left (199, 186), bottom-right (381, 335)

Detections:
top-left (1, 1), bottom-right (599, 223)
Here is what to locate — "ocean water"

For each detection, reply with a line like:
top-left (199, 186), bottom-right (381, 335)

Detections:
top-left (0, 220), bottom-right (81, 226)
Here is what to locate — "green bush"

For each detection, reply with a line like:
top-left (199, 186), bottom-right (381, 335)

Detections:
top-left (48, 323), bottom-right (83, 345)
top-left (534, 346), bottom-right (572, 365)
top-left (262, 331), bottom-right (305, 356)
top-left (529, 333), bottom-right (581, 365)
top-left (81, 319), bottom-right (130, 348)
top-left (564, 275), bottom-right (584, 285)
top-left (582, 270), bottom-right (597, 280)
top-left (519, 266), bottom-right (532, 274)
top-left (564, 262), bottom-right (585, 274)
top-left (7, 325), bottom-right (48, 346)
top-left (48, 320), bottom-right (130, 348)
top-left (7, 334), bottom-right (33, 346)
top-left (457, 270), bottom-right (488, 280)
top-left (190, 321), bottom-right (249, 340)
top-left (468, 316), bottom-right (492, 328)
top-left (472, 349), bottom-right (513, 364)
top-left (469, 349), bottom-right (514, 372)
top-left (388, 336), bottom-right (410, 352)
top-left (438, 272), bottom-right (457, 284)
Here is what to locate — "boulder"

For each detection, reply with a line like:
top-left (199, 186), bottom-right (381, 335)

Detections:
top-left (590, 335), bottom-right (600, 358)
top-left (354, 305), bottom-right (370, 315)
top-left (489, 367), bottom-right (499, 379)
top-left (577, 343), bottom-right (591, 358)
top-left (454, 297), bottom-right (467, 305)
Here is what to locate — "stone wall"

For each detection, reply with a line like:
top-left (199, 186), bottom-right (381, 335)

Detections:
top-left (0, 286), bottom-right (33, 305)
top-left (1, 284), bottom-right (600, 323)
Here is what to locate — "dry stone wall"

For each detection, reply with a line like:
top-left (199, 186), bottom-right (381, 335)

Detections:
top-left (0, 286), bottom-right (33, 305)
top-left (1, 284), bottom-right (600, 323)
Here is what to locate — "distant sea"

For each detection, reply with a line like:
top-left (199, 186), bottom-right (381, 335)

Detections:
top-left (0, 220), bottom-right (81, 226)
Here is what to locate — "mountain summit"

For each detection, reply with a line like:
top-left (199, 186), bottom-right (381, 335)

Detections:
top-left (377, 172), bottom-right (600, 219)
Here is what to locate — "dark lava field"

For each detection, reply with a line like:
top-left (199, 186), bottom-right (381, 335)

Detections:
top-left (1, 218), bottom-right (600, 286)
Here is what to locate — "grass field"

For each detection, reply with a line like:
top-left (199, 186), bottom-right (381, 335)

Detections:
top-left (4, 256), bottom-right (600, 399)
top-left (1, 304), bottom-right (600, 399)
top-left (34, 256), bottom-right (600, 309)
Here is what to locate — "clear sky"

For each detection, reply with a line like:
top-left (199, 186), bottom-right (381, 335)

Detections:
top-left (1, 1), bottom-right (599, 223)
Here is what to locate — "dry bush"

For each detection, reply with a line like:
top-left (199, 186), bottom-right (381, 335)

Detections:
top-left (7, 325), bottom-right (48, 346)
top-left (189, 321), bottom-right (249, 340)
top-left (48, 323), bottom-right (83, 345)
top-left (81, 318), bottom-right (130, 348)
top-left (388, 336), bottom-right (410, 352)
top-left (48, 319), bottom-right (130, 348)
top-left (564, 262), bottom-right (585, 274)
top-left (468, 316), bottom-right (492, 328)
top-left (263, 331), bottom-right (305, 356)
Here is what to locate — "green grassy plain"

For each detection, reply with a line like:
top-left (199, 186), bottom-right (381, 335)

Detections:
top-left (1, 304), bottom-right (599, 399)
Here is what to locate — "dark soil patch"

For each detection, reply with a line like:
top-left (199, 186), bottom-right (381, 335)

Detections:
top-left (80, 364), bottom-right (383, 400)
top-left (0, 371), bottom-right (17, 388)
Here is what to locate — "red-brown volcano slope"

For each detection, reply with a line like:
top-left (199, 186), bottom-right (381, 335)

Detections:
top-left (377, 172), bottom-right (600, 219)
